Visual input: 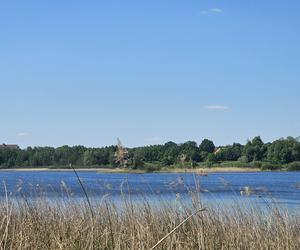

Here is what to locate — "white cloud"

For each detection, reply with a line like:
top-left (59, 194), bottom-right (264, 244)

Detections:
top-left (17, 132), bottom-right (30, 137)
top-left (204, 105), bottom-right (229, 111)
top-left (209, 8), bottom-right (223, 13)
top-left (201, 8), bottom-right (223, 14)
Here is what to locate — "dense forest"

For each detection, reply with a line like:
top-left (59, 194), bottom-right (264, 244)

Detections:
top-left (1, 136), bottom-right (300, 171)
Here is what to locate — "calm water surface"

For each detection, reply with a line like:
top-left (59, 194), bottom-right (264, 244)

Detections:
top-left (0, 171), bottom-right (299, 210)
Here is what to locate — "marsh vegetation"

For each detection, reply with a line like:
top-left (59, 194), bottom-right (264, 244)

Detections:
top-left (0, 171), bottom-right (299, 249)
top-left (0, 193), bottom-right (299, 249)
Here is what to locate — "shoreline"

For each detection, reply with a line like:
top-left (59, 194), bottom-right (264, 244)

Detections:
top-left (0, 167), bottom-right (262, 173)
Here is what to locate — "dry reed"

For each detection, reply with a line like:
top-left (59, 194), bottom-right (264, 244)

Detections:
top-left (0, 195), bottom-right (299, 249)
top-left (0, 181), bottom-right (299, 249)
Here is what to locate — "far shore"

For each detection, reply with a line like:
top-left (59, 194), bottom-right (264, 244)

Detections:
top-left (0, 166), bottom-right (262, 173)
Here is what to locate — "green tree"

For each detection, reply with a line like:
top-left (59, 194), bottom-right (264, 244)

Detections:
top-left (162, 141), bottom-right (179, 165)
top-left (243, 136), bottom-right (266, 161)
top-left (83, 149), bottom-right (97, 166)
top-left (199, 139), bottom-right (215, 154)
top-left (267, 137), bottom-right (300, 163)
top-left (207, 153), bottom-right (218, 163)
top-left (216, 143), bottom-right (242, 161)
top-left (180, 141), bottom-right (201, 162)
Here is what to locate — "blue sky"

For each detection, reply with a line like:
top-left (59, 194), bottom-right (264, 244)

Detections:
top-left (1, 1), bottom-right (300, 148)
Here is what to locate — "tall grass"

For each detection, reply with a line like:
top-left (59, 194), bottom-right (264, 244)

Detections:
top-left (0, 192), bottom-right (299, 249)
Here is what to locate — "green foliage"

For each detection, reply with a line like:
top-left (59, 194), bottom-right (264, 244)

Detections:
top-left (200, 161), bottom-right (214, 168)
top-left (238, 156), bottom-right (249, 163)
top-left (260, 162), bottom-right (282, 171)
top-left (180, 141), bottom-right (201, 162)
top-left (200, 151), bottom-right (208, 162)
top-left (207, 153), bottom-right (218, 163)
top-left (217, 161), bottom-right (262, 169)
top-left (267, 137), bottom-right (300, 163)
top-left (199, 139), bottom-right (215, 154)
top-left (83, 150), bottom-right (96, 166)
top-left (0, 136), bottom-right (299, 170)
top-left (142, 162), bottom-right (161, 172)
top-left (285, 162), bottom-right (300, 171)
top-left (242, 137), bottom-right (267, 162)
top-left (144, 165), bottom-right (160, 173)
top-left (130, 151), bottom-right (145, 169)
top-left (216, 143), bottom-right (242, 161)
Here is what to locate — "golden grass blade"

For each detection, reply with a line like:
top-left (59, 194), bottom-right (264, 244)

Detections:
top-left (150, 207), bottom-right (206, 250)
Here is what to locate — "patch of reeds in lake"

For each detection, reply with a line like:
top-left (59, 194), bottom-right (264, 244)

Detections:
top-left (0, 176), bottom-right (299, 249)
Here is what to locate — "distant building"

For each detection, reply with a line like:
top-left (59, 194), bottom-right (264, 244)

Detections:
top-left (0, 144), bottom-right (19, 149)
top-left (213, 147), bottom-right (223, 155)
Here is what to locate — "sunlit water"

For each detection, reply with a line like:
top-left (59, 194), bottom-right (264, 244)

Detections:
top-left (0, 171), bottom-right (299, 212)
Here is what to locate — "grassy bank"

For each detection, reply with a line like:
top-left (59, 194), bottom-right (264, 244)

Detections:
top-left (0, 195), bottom-right (299, 249)
top-left (159, 166), bottom-right (261, 173)
top-left (0, 166), bottom-right (262, 173)
top-left (2, 160), bottom-right (299, 173)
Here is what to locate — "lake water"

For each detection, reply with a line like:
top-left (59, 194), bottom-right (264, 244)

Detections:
top-left (0, 171), bottom-right (299, 210)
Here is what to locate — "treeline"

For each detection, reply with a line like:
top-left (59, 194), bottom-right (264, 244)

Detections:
top-left (0, 136), bottom-right (300, 171)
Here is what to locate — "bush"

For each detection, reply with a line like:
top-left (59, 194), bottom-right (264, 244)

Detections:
top-left (238, 156), bottom-right (249, 163)
top-left (139, 162), bottom-right (162, 173)
top-left (207, 153), bottom-right (218, 163)
top-left (286, 162), bottom-right (300, 171)
top-left (261, 163), bottom-right (282, 171)
top-left (218, 161), bottom-right (260, 169)
top-left (143, 164), bottom-right (161, 173)
top-left (200, 161), bottom-right (214, 168)
top-left (253, 161), bottom-right (262, 168)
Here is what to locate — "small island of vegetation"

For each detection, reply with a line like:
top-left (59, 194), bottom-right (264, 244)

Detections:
top-left (1, 136), bottom-right (300, 172)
